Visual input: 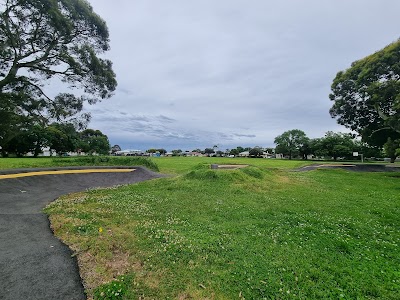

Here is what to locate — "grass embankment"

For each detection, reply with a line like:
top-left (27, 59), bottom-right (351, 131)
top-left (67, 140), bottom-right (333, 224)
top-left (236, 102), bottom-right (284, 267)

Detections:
top-left (0, 156), bottom-right (159, 172)
top-left (44, 159), bottom-right (400, 299)
top-left (153, 156), bottom-right (310, 175)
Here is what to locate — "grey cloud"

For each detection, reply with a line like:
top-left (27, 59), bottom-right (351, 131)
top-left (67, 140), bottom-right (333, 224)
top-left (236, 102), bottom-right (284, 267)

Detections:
top-left (86, 0), bottom-right (400, 150)
top-left (234, 134), bottom-right (256, 138)
top-left (157, 115), bottom-right (176, 123)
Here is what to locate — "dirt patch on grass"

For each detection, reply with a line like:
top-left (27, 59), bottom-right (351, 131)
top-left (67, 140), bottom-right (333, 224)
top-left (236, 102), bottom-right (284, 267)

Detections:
top-left (211, 164), bottom-right (249, 169)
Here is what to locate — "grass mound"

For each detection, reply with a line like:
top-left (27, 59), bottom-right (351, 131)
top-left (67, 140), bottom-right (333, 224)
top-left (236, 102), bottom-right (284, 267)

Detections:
top-left (51, 156), bottom-right (159, 172)
top-left (240, 166), bottom-right (264, 179)
top-left (184, 165), bottom-right (265, 181)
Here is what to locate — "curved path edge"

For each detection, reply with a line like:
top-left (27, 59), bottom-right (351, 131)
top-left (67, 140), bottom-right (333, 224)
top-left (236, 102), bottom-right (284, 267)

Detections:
top-left (0, 166), bottom-right (164, 300)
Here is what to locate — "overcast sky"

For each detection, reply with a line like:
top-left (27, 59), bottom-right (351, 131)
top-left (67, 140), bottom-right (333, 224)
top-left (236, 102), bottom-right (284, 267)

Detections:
top-left (83, 0), bottom-right (400, 151)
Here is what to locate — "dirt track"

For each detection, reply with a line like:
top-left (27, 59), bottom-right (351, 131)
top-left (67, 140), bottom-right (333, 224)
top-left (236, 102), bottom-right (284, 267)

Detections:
top-left (0, 166), bottom-right (163, 300)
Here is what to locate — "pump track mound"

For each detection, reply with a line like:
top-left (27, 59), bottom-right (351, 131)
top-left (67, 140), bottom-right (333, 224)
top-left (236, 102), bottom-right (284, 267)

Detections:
top-left (0, 166), bottom-right (164, 300)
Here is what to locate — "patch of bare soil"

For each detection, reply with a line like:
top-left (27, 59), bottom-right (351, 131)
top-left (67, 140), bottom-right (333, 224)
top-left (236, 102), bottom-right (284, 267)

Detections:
top-left (211, 164), bottom-right (249, 169)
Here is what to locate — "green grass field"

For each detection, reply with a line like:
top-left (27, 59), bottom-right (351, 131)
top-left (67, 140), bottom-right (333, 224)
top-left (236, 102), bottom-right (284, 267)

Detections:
top-left (2, 157), bottom-right (399, 299)
top-left (0, 156), bottom-right (159, 171)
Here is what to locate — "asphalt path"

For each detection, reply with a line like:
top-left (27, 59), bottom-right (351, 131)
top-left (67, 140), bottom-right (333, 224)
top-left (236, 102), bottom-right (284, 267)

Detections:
top-left (0, 166), bottom-right (163, 300)
top-left (298, 163), bottom-right (400, 172)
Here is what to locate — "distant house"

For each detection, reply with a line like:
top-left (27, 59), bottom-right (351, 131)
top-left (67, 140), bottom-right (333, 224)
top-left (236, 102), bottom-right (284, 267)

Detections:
top-left (192, 152), bottom-right (205, 157)
top-left (239, 151), bottom-right (250, 157)
top-left (115, 149), bottom-right (143, 156)
top-left (183, 151), bottom-right (204, 157)
top-left (26, 147), bottom-right (86, 157)
top-left (239, 150), bottom-right (274, 158)
top-left (262, 152), bottom-right (274, 159)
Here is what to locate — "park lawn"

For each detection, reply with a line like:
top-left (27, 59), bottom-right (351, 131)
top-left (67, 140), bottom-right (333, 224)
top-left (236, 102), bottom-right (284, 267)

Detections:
top-left (44, 160), bottom-right (400, 299)
top-left (0, 156), bottom-right (159, 171)
top-left (0, 157), bottom-right (55, 169)
top-left (0, 156), bottom-right (311, 172)
top-left (153, 156), bottom-right (311, 175)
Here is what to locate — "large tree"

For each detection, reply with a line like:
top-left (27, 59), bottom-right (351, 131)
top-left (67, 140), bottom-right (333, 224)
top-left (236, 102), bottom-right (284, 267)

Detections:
top-left (319, 131), bottom-right (355, 161)
top-left (47, 122), bottom-right (78, 155)
top-left (329, 40), bottom-right (400, 160)
top-left (249, 147), bottom-right (263, 157)
top-left (274, 129), bottom-right (309, 160)
top-left (78, 128), bottom-right (110, 155)
top-left (0, 0), bottom-right (117, 148)
top-left (111, 144), bottom-right (121, 154)
top-left (2, 124), bottom-right (47, 157)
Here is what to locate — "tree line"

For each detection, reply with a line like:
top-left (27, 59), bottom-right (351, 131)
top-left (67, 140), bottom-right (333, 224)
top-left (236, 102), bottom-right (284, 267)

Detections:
top-left (1, 123), bottom-right (110, 157)
top-left (274, 129), bottom-right (385, 161)
top-left (163, 129), bottom-right (385, 161)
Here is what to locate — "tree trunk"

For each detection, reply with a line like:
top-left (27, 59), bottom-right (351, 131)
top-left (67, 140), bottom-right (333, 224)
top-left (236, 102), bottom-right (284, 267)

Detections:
top-left (390, 156), bottom-right (396, 163)
top-left (1, 150), bottom-right (8, 157)
top-left (34, 145), bottom-right (41, 157)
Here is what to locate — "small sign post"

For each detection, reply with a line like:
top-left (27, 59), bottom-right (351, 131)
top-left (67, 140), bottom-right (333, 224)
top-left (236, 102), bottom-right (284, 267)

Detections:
top-left (353, 152), bottom-right (364, 163)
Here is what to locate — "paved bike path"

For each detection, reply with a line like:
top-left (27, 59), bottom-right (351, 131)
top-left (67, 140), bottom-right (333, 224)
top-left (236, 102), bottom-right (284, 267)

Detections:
top-left (0, 167), bottom-right (163, 300)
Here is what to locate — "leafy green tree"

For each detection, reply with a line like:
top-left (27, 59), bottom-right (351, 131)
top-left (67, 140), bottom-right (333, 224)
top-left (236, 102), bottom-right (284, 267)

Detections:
top-left (309, 138), bottom-right (325, 158)
top-left (0, 0), bottom-right (117, 149)
top-left (264, 147), bottom-right (274, 154)
top-left (111, 144), bottom-right (121, 154)
top-left (78, 129), bottom-right (110, 155)
top-left (216, 150), bottom-right (224, 156)
top-left (229, 149), bottom-right (239, 156)
top-left (329, 40), bottom-right (400, 151)
top-left (236, 146), bottom-right (245, 153)
top-left (229, 146), bottom-right (245, 156)
top-left (315, 132), bottom-right (355, 161)
top-left (274, 129), bottom-right (309, 160)
top-left (157, 149), bottom-right (167, 155)
top-left (1, 123), bottom-right (49, 157)
top-left (171, 149), bottom-right (182, 156)
top-left (249, 147), bottom-right (263, 157)
top-left (47, 123), bottom-right (78, 155)
top-left (299, 140), bottom-right (312, 160)
top-left (383, 138), bottom-right (400, 163)
top-left (204, 148), bottom-right (215, 156)
top-left (4, 129), bottom-right (35, 157)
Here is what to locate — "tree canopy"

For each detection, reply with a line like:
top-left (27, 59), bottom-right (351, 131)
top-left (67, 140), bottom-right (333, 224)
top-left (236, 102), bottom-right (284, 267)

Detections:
top-left (78, 128), bottom-right (110, 155)
top-left (274, 129), bottom-right (309, 160)
top-left (0, 0), bottom-right (117, 148)
top-left (329, 40), bottom-right (400, 158)
top-left (249, 147), bottom-right (263, 157)
top-left (310, 131), bottom-right (355, 160)
top-left (111, 144), bottom-right (121, 154)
